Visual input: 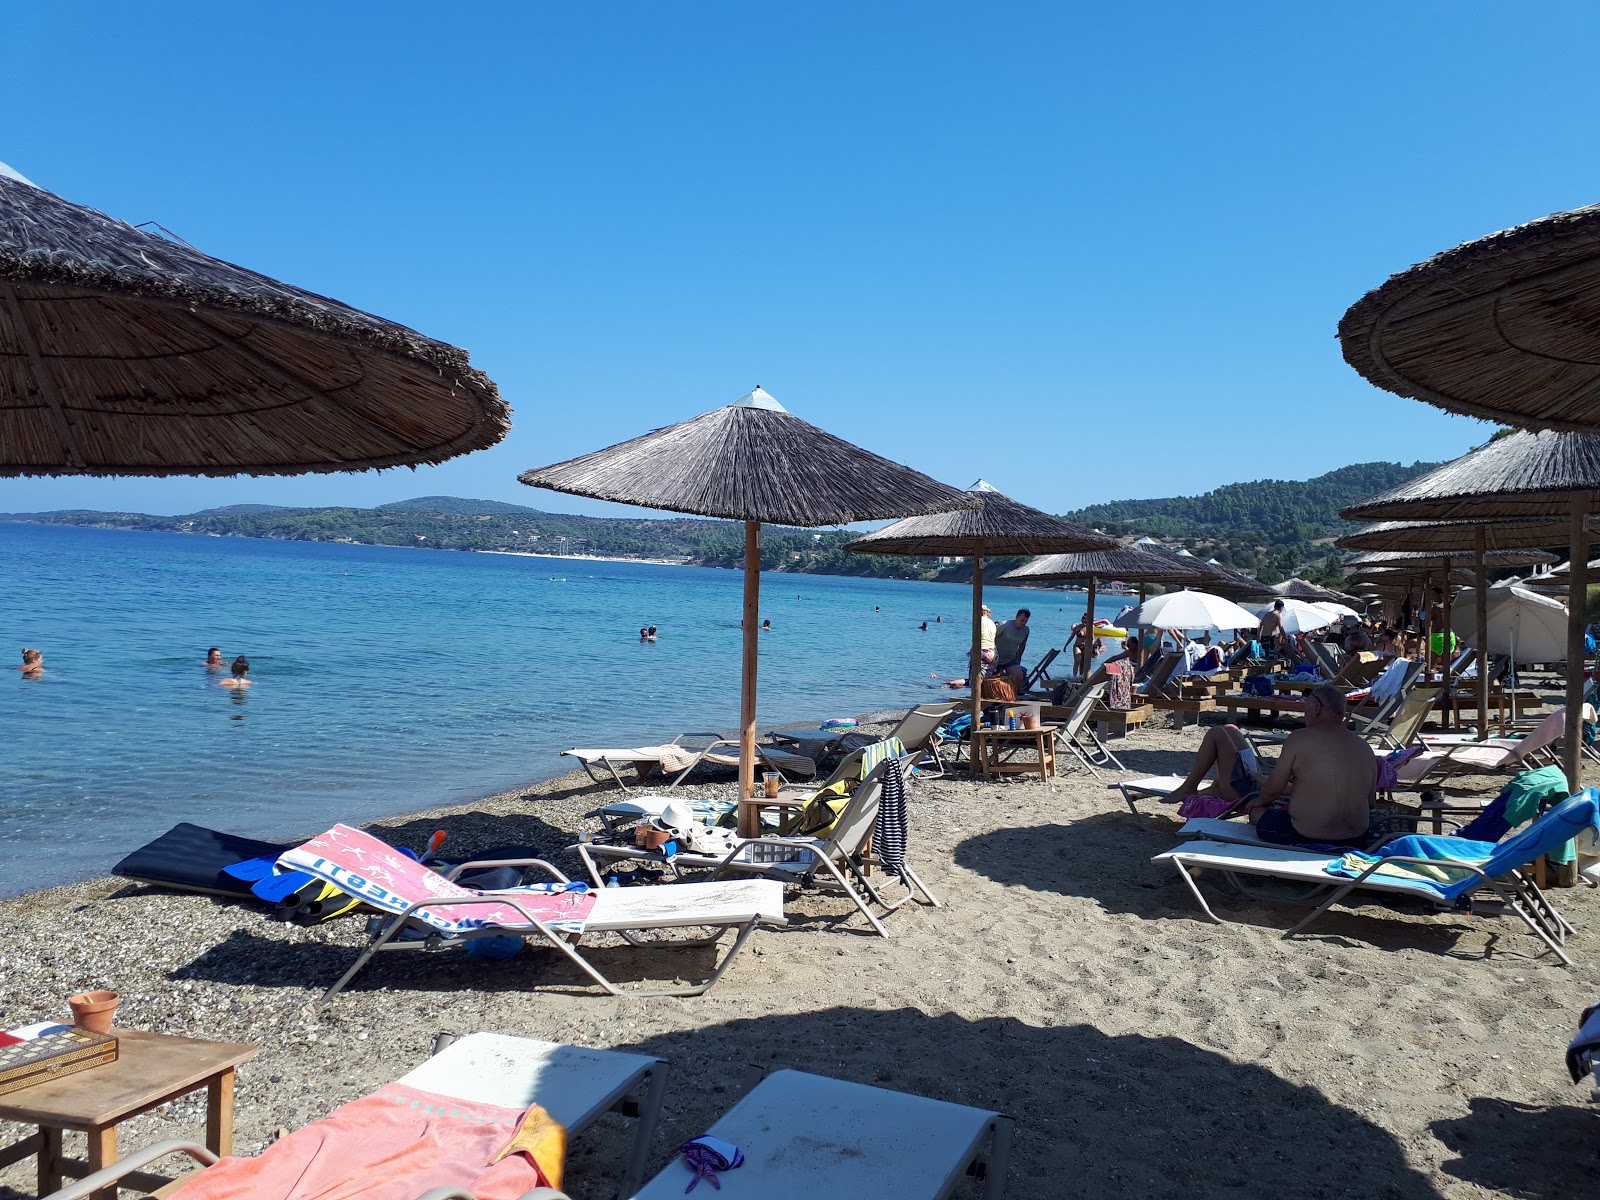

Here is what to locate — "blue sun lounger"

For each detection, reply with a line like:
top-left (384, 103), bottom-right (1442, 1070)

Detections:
top-left (1156, 790), bottom-right (1600, 965)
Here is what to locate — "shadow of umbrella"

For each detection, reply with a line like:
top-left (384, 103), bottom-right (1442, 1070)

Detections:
top-left (599, 1005), bottom-right (1448, 1200)
top-left (951, 815), bottom-right (1505, 962)
top-left (1429, 1095), bottom-right (1600, 1198)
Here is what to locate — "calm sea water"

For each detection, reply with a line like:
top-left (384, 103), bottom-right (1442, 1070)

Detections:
top-left (0, 522), bottom-right (1110, 897)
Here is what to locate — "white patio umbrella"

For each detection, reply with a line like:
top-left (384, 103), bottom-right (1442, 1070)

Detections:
top-left (1451, 585), bottom-right (1568, 663)
top-left (1452, 584), bottom-right (1570, 722)
top-left (1313, 601), bottom-right (1361, 621)
top-left (1119, 590), bottom-right (1261, 632)
top-left (1254, 598), bottom-right (1338, 635)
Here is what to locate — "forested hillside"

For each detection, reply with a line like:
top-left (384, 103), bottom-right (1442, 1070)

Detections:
top-left (1058, 461), bottom-right (1442, 584)
top-left (0, 459), bottom-right (1448, 586)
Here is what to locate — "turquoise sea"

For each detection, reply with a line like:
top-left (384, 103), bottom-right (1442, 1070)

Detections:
top-left (0, 522), bottom-right (1109, 897)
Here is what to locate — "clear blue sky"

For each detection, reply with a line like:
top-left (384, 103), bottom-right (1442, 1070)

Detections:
top-left (4, 2), bottom-right (1595, 519)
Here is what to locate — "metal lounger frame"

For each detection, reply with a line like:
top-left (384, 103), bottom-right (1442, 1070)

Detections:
top-left (1165, 848), bottom-right (1577, 966)
top-left (318, 857), bottom-right (773, 1006)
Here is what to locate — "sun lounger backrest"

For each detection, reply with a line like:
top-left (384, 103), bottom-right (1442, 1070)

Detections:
top-left (1140, 653), bottom-right (1180, 696)
top-left (1026, 647), bottom-right (1060, 690)
top-left (819, 762), bottom-right (891, 860)
top-left (1059, 680), bottom-right (1109, 739)
top-left (1447, 790), bottom-right (1600, 898)
top-left (888, 703), bottom-right (957, 752)
top-left (1383, 685), bottom-right (1444, 746)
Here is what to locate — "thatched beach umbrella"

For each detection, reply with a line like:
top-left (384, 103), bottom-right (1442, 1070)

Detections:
top-left (845, 480), bottom-right (1117, 741)
top-left (1338, 520), bottom-right (1572, 736)
top-left (1339, 202), bottom-right (1600, 434)
top-left (1268, 577), bottom-right (1360, 607)
top-left (1342, 430), bottom-right (1600, 790)
top-left (520, 387), bottom-right (973, 824)
top-left (1345, 547), bottom-right (1556, 725)
top-left (0, 164), bottom-right (508, 475)
top-left (1000, 544), bottom-right (1213, 670)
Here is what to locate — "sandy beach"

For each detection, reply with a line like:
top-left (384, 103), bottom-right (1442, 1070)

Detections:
top-left (1, 714), bottom-right (1596, 1200)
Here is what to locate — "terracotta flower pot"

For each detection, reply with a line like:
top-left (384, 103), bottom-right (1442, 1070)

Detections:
top-left (68, 989), bottom-right (119, 1033)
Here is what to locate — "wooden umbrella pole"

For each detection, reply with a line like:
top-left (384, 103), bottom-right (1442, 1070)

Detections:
top-left (1565, 501), bottom-right (1587, 796)
top-left (1475, 527), bottom-right (1489, 743)
top-left (1441, 556), bottom-right (1454, 729)
top-left (1422, 569), bottom-right (1433, 672)
top-left (970, 554), bottom-right (985, 749)
top-left (1085, 575), bottom-right (1098, 678)
top-left (738, 520), bottom-right (761, 835)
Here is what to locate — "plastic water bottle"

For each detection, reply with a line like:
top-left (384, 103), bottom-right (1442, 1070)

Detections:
top-left (606, 875), bottom-right (619, 889)
top-left (1008, 714), bottom-right (1017, 730)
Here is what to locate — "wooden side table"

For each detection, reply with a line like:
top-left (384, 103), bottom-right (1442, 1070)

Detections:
top-left (971, 725), bottom-right (1057, 782)
top-left (0, 1029), bottom-right (257, 1199)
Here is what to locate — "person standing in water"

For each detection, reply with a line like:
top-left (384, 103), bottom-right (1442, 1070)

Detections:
top-left (760, 619), bottom-right (772, 631)
top-left (204, 646), bottom-right (224, 669)
top-left (18, 648), bottom-right (42, 677)
top-left (219, 656), bottom-right (253, 689)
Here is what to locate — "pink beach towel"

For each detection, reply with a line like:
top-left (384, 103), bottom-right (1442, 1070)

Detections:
top-left (277, 824), bottom-right (596, 934)
top-left (173, 1084), bottom-right (547, 1200)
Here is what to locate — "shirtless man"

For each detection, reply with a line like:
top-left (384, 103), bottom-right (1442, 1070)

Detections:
top-left (204, 646), bottom-right (224, 669)
top-left (1246, 684), bottom-right (1375, 845)
top-left (1257, 600), bottom-right (1285, 657)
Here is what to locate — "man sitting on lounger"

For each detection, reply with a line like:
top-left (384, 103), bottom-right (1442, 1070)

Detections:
top-left (1246, 684), bottom-right (1376, 845)
top-left (1168, 685), bottom-right (1375, 843)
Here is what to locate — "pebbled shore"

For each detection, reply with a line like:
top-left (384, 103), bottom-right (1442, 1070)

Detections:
top-left (1, 715), bottom-right (1597, 1199)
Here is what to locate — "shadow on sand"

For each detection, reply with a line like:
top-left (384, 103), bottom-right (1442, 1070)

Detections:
top-left (953, 812), bottom-right (1523, 963)
top-left (1430, 1094), bottom-right (1600, 1198)
top-left (600, 1005), bottom-right (1448, 1200)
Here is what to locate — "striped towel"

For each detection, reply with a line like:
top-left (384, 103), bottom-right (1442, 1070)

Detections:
top-left (860, 737), bottom-right (907, 778)
top-left (873, 757), bottom-right (908, 877)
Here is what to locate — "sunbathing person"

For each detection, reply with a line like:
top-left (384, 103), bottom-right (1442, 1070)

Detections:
top-left (1245, 684), bottom-right (1375, 845)
top-left (1167, 724), bottom-right (1261, 813)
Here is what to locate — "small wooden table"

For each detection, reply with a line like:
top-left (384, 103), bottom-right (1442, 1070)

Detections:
top-left (0, 1029), bottom-right (257, 1199)
top-left (971, 725), bottom-right (1057, 781)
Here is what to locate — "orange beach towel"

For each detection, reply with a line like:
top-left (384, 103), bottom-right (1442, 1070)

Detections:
top-left (174, 1084), bottom-right (563, 1200)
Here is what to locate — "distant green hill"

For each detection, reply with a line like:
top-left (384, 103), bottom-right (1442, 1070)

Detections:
top-left (1059, 460), bottom-right (1444, 584)
top-left (377, 496), bottom-right (549, 516)
top-left (0, 460), bottom-right (1453, 586)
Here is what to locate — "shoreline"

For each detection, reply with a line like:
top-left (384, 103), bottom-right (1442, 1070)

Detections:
top-left (478, 549), bottom-right (689, 566)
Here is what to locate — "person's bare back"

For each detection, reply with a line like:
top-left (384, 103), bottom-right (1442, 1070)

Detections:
top-left (1274, 724), bottom-right (1376, 840)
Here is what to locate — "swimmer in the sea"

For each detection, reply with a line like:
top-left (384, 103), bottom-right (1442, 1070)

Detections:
top-left (219, 656), bottom-right (254, 689)
top-left (18, 648), bottom-right (42, 677)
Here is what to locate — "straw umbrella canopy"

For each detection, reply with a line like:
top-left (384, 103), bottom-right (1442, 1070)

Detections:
top-left (1270, 577), bottom-right (1363, 606)
top-left (1342, 430), bottom-right (1600, 787)
top-left (1339, 202), bottom-right (1600, 434)
top-left (1345, 549), bottom-right (1557, 571)
top-left (999, 544), bottom-right (1213, 673)
top-left (846, 480), bottom-right (1118, 739)
top-left (520, 387), bottom-right (973, 826)
top-left (0, 164), bottom-right (508, 476)
top-left (1337, 521), bottom-right (1568, 736)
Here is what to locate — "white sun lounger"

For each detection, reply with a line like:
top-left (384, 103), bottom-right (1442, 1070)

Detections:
top-left (1116, 774), bottom-right (1188, 825)
top-left (316, 877), bottom-right (788, 1004)
top-left (564, 735), bottom-right (815, 791)
top-left (43, 1034), bottom-right (665, 1200)
top-left (1154, 837), bottom-right (1577, 962)
top-left (628, 1068), bottom-right (1014, 1198)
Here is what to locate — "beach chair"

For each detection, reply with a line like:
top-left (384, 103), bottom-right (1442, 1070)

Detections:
top-left (575, 758), bottom-right (935, 938)
top-left (563, 733), bottom-right (815, 791)
top-left (1050, 680), bottom-right (1124, 778)
top-left (626, 1068), bottom-right (1014, 1198)
top-left (1024, 646), bottom-right (1060, 692)
top-left (769, 702), bottom-right (954, 770)
top-left (277, 825), bottom-right (785, 1004)
top-left (1398, 705), bottom-right (1583, 786)
top-left (1153, 790), bottom-right (1600, 965)
top-left (43, 1033), bottom-right (666, 1200)
top-left (1116, 775), bottom-right (1255, 827)
top-left (1305, 640), bottom-right (1343, 678)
